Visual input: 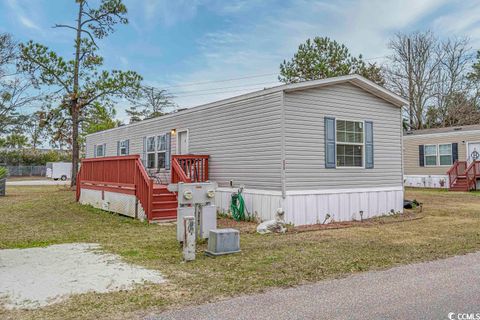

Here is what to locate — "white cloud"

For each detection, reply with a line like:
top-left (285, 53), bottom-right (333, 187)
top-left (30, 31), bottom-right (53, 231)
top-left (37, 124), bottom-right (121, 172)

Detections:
top-left (432, 1), bottom-right (480, 47)
top-left (140, 0), bottom-right (201, 27)
top-left (117, 0), bottom-right (471, 112)
top-left (7, 0), bottom-right (42, 31)
top-left (18, 15), bottom-right (40, 30)
top-left (157, 0), bottom-right (451, 108)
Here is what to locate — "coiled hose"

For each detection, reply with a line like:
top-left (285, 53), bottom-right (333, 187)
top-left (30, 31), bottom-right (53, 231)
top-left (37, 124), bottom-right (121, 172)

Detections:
top-left (230, 190), bottom-right (246, 221)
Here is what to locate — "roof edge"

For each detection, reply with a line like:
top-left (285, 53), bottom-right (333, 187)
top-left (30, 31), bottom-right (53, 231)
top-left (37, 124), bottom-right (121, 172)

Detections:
top-left (283, 74), bottom-right (408, 107)
top-left (87, 75), bottom-right (407, 137)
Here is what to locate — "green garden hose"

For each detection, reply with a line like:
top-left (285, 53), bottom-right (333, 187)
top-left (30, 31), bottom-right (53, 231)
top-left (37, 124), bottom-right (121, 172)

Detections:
top-left (230, 190), bottom-right (246, 221)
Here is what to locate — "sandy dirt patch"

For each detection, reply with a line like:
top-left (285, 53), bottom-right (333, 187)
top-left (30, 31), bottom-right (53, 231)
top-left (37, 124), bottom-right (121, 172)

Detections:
top-left (0, 243), bottom-right (165, 309)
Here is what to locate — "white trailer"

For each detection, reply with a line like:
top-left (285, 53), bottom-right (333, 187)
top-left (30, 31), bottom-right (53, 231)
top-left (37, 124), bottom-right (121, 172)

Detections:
top-left (46, 162), bottom-right (72, 181)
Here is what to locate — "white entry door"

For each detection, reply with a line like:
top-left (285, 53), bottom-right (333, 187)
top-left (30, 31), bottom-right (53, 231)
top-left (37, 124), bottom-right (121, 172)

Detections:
top-left (467, 142), bottom-right (480, 162)
top-left (177, 130), bottom-right (189, 154)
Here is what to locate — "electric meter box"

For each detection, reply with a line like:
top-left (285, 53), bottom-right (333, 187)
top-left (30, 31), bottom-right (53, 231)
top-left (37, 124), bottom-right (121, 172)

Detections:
top-left (177, 207), bottom-right (195, 242)
top-left (177, 182), bottom-right (217, 205)
top-left (200, 205), bottom-right (217, 239)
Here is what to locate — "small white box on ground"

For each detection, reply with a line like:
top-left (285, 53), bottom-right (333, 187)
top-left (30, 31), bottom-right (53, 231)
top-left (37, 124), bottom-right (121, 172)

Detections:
top-left (205, 228), bottom-right (241, 256)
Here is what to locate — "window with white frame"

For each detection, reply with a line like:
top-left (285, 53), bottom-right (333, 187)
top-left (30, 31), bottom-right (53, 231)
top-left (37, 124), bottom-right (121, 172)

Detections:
top-left (336, 120), bottom-right (364, 167)
top-left (424, 144), bottom-right (437, 166)
top-left (157, 134), bottom-right (167, 169)
top-left (95, 144), bottom-right (105, 157)
top-left (439, 143), bottom-right (452, 166)
top-left (146, 136), bottom-right (156, 168)
top-left (119, 140), bottom-right (129, 155)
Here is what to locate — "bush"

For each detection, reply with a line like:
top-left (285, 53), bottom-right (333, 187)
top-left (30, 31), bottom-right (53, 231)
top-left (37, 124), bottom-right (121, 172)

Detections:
top-left (0, 167), bottom-right (7, 179)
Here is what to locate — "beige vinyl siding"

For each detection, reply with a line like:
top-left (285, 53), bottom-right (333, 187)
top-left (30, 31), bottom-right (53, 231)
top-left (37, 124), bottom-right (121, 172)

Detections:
top-left (86, 92), bottom-right (283, 190)
top-left (284, 83), bottom-right (403, 190)
top-left (403, 131), bottom-right (480, 175)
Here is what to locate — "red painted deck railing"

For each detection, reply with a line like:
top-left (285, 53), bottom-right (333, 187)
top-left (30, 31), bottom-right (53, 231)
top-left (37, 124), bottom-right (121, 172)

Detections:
top-left (171, 154), bottom-right (209, 183)
top-left (447, 160), bottom-right (467, 188)
top-left (76, 155), bottom-right (154, 219)
top-left (466, 160), bottom-right (480, 190)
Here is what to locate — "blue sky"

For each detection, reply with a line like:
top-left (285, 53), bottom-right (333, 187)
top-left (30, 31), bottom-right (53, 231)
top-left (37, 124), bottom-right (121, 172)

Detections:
top-left (1, 0), bottom-right (480, 122)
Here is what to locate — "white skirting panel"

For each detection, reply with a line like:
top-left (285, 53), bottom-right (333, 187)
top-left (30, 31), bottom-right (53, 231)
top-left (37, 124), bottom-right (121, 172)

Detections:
top-left (284, 186), bottom-right (404, 226)
top-left (79, 189), bottom-right (146, 221)
top-left (216, 186), bottom-right (404, 226)
top-left (404, 175), bottom-right (449, 189)
top-left (215, 188), bottom-right (283, 222)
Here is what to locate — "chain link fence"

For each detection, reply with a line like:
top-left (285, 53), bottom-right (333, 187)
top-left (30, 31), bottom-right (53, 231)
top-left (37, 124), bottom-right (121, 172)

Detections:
top-left (4, 165), bottom-right (47, 177)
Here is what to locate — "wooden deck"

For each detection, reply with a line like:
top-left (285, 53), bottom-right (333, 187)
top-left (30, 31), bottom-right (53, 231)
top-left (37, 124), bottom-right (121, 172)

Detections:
top-left (76, 154), bottom-right (209, 222)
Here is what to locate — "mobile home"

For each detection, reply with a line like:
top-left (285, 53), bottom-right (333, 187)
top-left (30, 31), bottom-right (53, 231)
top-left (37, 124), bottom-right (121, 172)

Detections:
top-left (403, 124), bottom-right (480, 190)
top-left (81, 75), bottom-right (407, 225)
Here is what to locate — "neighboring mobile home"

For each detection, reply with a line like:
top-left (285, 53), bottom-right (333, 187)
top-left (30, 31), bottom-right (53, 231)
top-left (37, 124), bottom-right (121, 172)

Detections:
top-left (403, 124), bottom-right (480, 189)
top-left (83, 74), bottom-right (407, 225)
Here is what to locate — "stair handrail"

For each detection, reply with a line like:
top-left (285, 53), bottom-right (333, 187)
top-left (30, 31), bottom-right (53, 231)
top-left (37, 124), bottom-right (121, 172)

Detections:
top-left (171, 157), bottom-right (192, 183)
top-left (465, 160), bottom-right (479, 191)
top-left (447, 160), bottom-right (462, 189)
top-left (171, 154), bottom-right (209, 183)
top-left (134, 157), bottom-right (154, 220)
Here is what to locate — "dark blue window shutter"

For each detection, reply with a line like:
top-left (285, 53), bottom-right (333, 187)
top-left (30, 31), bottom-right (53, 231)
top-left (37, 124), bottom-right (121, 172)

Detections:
top-left (93, 144), bottom-right (97, 158)
top-left (325, 117), bottom-right (336, 168)
top-left (165, 133), bottom-right (171, 170)
top-left (419, 145), bottom-right (425, 167)
top-left (452, 143), bottom-right (458, 162)
top-left (142, 137), bottom-right (147, 166)
top-left (103, 143), bottom-right (106, 157)
top-left (365, 121), bottom-right (374, 169)
top-left (116, 141), bottom-right (120, 156)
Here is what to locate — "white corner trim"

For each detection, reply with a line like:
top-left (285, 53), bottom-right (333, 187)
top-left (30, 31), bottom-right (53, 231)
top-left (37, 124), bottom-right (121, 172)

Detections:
top-left (280, 90), bottom-right (286, 199)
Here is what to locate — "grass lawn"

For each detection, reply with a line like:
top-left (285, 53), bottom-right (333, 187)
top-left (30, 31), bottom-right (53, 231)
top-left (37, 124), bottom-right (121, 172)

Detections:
top-left (1, 186), bottom-right (479, 319)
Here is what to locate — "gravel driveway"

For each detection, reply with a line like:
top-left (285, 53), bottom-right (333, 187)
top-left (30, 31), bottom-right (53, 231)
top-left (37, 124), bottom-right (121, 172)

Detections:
top-left (154, 252), bottom-right (480, 320)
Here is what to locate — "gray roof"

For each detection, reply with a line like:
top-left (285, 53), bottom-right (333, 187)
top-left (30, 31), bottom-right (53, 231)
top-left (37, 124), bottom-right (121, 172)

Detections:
top-left (404, 124), bottom-right (480, 136)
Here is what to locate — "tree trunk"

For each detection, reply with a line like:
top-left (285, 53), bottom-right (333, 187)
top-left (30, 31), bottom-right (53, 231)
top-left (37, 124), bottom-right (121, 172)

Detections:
top-left (70, 0), bottom-right (84, 187)
top-left (71, 100), bottom-right (79, 187)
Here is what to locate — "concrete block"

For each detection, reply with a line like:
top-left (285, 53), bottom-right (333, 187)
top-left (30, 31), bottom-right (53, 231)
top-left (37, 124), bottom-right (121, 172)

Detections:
top-left (205, 228), bottom-right (241, 256)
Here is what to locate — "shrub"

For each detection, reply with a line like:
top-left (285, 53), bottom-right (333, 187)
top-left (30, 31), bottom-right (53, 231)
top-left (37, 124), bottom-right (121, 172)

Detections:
top-left (0, 167), bottom-right (8, 179)
top-left (0, 149), bottom-right (71, 166)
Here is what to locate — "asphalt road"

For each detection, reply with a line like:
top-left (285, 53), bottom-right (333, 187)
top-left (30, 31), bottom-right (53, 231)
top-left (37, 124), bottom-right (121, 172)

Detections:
top-left (153, 252), bottom-right (480, 320)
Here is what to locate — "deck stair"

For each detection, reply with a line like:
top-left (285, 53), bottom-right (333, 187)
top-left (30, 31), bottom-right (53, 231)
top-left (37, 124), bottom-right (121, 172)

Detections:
top-left (447, 160), bottom-right (480, 191)
top-left (150, 185), bottom-right (177, 222)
